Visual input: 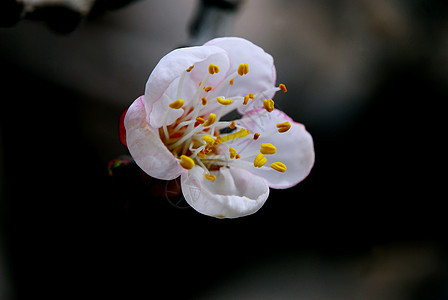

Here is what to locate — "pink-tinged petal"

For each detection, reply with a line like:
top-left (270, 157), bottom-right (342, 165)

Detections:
top-left (181, 166), bottom-right (269, 218)
top-left (204, 37), bottom-right (277, 113)
top-left (236, 109), bottom-right (314, 189)
top-left (124, 96), bottom-right (184, 180)
top-left (144, 45), bottom-right (230, 128)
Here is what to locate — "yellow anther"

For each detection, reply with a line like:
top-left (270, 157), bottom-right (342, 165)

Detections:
top-left (197, 151), bottom-right (207, 159)
top-left (237, 63), bottom-right (249, 76)
top-left (201, 97), bottom-right (207, 106)
top-left (229, 121), bottom-right (236, 129)
top-left (203, 86), bottom-right (213, 92)
top-left (179, 155), bottom-right (195, 170)
top-left (201, 135), bottom-right (215, 145)
top-left (243, 93), bottom-right (255, 105)
top-left (229, 147), bottom-right (237, 159)
top-left (169, 99), bottom-right (185, 109)
top-left (276, 121), bottom-right (291, 133)
top-left (221, 128), bottom-right (250, 142)
top-left (186, 65), bottom-right (194, 72)
top-left (254, 153), bottom-right (267, 168)
top-left (217, 97), bottom-right (233, 105)
top-left (263, 99), bottom-right (275, 112)
top-left (279, 83), bottom-right (287, 93)
top-left (270, 162), bottom-right (287, 173)
top-left (214, 136), bottom-right (223, 145)
top-left (229, 78), bottom-right (234, 85)
top-left (195, 117), bottom-right (205, 124)
top-left (235, 154), bottom-right (241, 159)
top-left (243, 95), bottom-right (250, 105)
top-left (198, 81), bottom-right (202, 86)
top-left (203, 113), bottom-right (217, 127)
top-left (260, 143), bottom-right (277, 155)
top-left (253, 133), bottom-right (260, 140)
top-left (208, 63), bottom-right (220, 75)
top-left (204, 173), bottom-right (216, 181)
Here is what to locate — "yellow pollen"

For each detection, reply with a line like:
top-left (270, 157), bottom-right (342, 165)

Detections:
top-left (260, 143), bottom-right (277, 155)
top-left (221, 128), bottom-right (250, 142)
top-left (217, 97), bottom-right (233, 105)
top-left (237, 63), bottom-right (249, 76)
top-left (263, 99), bottom-right (275, 112)
top-left (229, 78), bottom-right (234, 85)
top-left (276, 121), bottom-right (291, 133)
top-left (201, 135), bottom-right (215, 145)
top-left (254, 153), bottom-right (267, 168)
top-left (201, 97), bottom-right (207, 106)
top-left (204, 174), bottom-right (216, 181)
top-left (195, 117), bottom-right (205, 124)
top-left (235, 154), bottom-right (241, 159)
top-left (169, 99), bottom-right (185, 109)
top-left (248, 93), bottom-right (254, 99)
top-left (203, 86), bottom-right (213, 92)
top-left (208, 63), bottom-right (220, 75)
top-left (253, 133), bottom-right (260, 140)
top-left (279, 83), bottom-right (287, 93)
top-left (186, 65), bottom-right (194, 72)
top-left (179, 155), bottom-right (195, 170)
top-left (229, 121), bottom-right (236, 129)
top-left (198, 81), bottom-right (202, 86)
top-left (229, 147), bottom-right (237, 159)
top-left (203, 113), bottom-right (217, 127)
top-left (270, 162), bottom-right (287, 173)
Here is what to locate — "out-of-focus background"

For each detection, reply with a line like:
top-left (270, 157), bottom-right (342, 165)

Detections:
top-left (0, 0), bottom-right (447, 299)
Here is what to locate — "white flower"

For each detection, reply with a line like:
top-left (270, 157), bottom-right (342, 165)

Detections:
top-left (124, 37), bottom-right (314, 218)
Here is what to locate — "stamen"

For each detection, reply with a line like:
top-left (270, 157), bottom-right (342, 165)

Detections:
top-left (180, 155), bottom-right (195, 170)
top-left (204, 174), bottom-right (216, 181)
top-left (243, 95), bottom-right (250, 105)
top-left (186, 65), bottom-right (194, 72)
top-left (217, 97), bottom-right (233, 105)
top-left (201, 97), bottom-right (207, 106)
top-left (279, 83), bottom-right (287, 93)
top-left (237, 63), bottom-right (249, 76)
top-left (253, 133), bottom-right (260, 140)
top-left (214, 136), bottom-right (223, 145)
top-left (203, 113), bottom-right (217, 127)
top-left (229, 121), bottom-right (236, 129)
top-left (263, 99), bottom-right (275, 112)
top-left (208, 64), bottom-right (220, 75)
top-left (169, 99), bottom-right (185, 109)
top-left (260, 143), bottom-right (277, 155)
top-left (203, 86), bottom-right (213, 92)
top-left (271, 162), bottom-right (287, 173)
top-left (197, 151), bottom-right (207, 159)
top-left (201, 135), bottom-right (215, 145)
top-left (276, 121), bottom-right (291, 133)
top-left (254, 153), bottom-right (267, 168)
top-left (195, 117), bottom-right (205, 124)
top-left (229, 147), bottom-right (237, 159)
top-left (229, 78), bottom-right (234, 85)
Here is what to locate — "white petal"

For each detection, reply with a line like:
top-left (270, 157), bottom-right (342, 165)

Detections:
top-left (124, 96), bottom-right (184, 180)
top-left (144, 45), bottom-right (230, 128)
top-left (235, 109), bottom-right (315, 189)
top-left (181, 166), bottom-right (269, 218)
top-left (204, 37), bottom-right (277, 114)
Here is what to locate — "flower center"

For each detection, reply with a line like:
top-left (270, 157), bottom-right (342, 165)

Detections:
top-left (159, 63), bottom-right (290, 181)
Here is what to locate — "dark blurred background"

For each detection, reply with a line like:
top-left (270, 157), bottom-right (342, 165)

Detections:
top-left (1, 0), bottom-right (447, 299)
